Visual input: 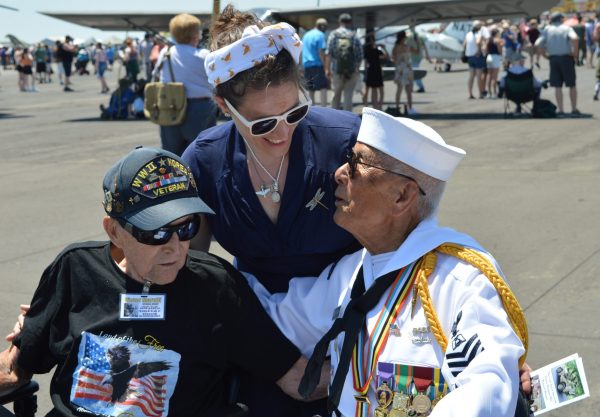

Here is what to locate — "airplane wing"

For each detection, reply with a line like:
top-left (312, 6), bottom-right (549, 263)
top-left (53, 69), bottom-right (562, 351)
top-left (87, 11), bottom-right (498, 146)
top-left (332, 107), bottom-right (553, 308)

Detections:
top-left (39, 0), bottom-right (558, 32)
top-left (37, 11), bottom-right (212, 32)
top-left (266, 0), bottom-right (559, 29)
top-left (5, 34), bottom-right (30, 48)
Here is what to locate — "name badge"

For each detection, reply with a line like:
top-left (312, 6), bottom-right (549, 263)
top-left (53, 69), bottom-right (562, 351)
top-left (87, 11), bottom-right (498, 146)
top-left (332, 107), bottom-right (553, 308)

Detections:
top-left (119, 293), bottom-right (166, 320)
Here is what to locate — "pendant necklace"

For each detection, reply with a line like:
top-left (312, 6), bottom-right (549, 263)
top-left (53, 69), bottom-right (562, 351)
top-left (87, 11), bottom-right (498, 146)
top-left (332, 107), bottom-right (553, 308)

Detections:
top-left (243, 138), bottom-right (286, 204)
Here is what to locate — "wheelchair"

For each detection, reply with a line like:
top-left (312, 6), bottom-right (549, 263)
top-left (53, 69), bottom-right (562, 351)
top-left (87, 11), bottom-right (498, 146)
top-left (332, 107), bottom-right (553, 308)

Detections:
top-left (0, 381), bottom-right (38, 417)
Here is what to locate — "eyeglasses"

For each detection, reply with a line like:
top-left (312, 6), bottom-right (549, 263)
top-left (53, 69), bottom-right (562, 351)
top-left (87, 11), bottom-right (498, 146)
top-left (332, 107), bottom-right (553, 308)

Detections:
top-left (118, 216), bottom-right (200, 246)
top-left (345, 150), bottom-right (426, 196)
top-left (224, 90), bottom-right (312, 136)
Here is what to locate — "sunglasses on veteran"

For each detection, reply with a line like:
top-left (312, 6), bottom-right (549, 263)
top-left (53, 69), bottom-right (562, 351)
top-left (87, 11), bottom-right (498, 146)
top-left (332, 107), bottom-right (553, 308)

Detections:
top-left (345, 150), bottom-right (427, 196)
top-left (224, 89), bottom-right (312, 136)
top-left (117, 216), bottom-right (200, 246)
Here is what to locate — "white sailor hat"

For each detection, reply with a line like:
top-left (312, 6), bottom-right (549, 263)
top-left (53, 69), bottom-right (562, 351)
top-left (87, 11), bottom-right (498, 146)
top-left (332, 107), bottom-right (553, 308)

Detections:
top-left (357, 108), bottom-right (466, 181)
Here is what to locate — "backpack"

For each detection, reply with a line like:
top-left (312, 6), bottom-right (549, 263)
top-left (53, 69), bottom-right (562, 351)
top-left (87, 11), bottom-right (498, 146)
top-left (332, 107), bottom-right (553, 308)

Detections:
top-left (334, 31), bottom-right (355, 78)
top-left (144, 47), bottom-right (187, 126)
top-left (532, 98), bottom-right (557, 118)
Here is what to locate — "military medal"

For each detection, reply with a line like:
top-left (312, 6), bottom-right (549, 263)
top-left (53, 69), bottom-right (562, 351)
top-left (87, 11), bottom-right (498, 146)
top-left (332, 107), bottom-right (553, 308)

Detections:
top-left (391, 391), bottom-right (410, 410)
top-left (389, 409), bottom-right (408, 417)
top-left (375, 381), bottom-right (393, 416)
top-left (411, 393), bottom-right (431, 414)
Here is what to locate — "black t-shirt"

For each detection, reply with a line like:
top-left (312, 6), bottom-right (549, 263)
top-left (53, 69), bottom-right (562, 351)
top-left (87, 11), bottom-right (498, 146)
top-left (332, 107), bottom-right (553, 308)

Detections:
top-left (14, 242), bottom-right (300, 417)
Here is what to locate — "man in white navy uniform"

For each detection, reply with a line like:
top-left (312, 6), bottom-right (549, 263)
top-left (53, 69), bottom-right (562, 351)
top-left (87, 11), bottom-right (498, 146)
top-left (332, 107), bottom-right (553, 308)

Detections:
top-left (245, 108), bottom-right (527, 417)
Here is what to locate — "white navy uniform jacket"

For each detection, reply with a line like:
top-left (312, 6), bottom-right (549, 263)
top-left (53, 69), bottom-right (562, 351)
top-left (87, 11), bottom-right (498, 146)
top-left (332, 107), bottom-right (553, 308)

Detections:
top-left (245, 217), bottom-right (524, 417)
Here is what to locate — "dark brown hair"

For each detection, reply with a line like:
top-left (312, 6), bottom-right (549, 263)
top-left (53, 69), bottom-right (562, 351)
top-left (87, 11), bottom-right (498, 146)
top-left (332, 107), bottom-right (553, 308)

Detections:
top-left (210, 4), bottom-right (301, 106)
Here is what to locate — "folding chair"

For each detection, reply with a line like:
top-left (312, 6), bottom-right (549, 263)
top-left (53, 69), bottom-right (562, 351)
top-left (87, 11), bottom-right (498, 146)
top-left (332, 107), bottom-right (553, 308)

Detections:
top-left (0, 381), bottom-right (38, 417)
top-left (503, 70), bottom-right (537, 117)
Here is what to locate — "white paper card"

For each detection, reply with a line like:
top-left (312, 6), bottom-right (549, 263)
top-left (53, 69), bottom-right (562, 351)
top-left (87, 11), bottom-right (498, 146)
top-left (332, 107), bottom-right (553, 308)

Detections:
top-left (529, 353), bottom-right (590, 415)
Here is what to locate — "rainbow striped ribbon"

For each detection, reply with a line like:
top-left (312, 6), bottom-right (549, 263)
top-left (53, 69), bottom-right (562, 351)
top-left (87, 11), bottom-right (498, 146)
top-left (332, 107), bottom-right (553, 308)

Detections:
top-left (351, 260), bottom-right (421, 416)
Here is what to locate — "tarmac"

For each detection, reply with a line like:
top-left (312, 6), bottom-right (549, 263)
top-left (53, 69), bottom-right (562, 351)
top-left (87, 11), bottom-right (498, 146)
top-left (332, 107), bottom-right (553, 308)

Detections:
top-left (0, 59), bottom-right (598, 416)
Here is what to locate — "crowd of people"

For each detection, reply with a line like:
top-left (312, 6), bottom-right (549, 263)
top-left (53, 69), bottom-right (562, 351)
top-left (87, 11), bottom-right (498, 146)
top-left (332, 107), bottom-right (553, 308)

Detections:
top-left (461, 11), bottom-right (600, 116)
top-left (1, 33), bottom-right (167, 94)
top-left (2, 9), bottom-right (599, 121)
top-left (0, 5), bottom-right (555, 417)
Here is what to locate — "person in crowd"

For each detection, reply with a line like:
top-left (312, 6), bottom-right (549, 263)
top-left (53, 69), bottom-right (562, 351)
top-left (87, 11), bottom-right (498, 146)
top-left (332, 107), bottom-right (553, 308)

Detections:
top-left (153, 13), bottom-right (217, 156)
top-left (486, 28), bottom-right (504, 98)
top-left (53, 40), bottom-right (65, 85)
top-left (585, 13), bottom-right (597, 69)
top-left (525, 19), bottom-right (541, 69)
top-left (498, 52), bottom-right (544, 113)
top-left (59, 35), bottom-right (77, 92)
top-left (325, 13), bottom-right (363, 111)
top-left (302, 17), bottom-right (330, 107)
top-left (392, 30), bottom-right (415, 115)
top-left (33, 43), bottom-right (46, 85)
top-left (0, 146), bottom-right (326, 417)
top-left (181, 5), bottom-right (362, 416)
top-left (139, 32), bottom-right (155, 81)
top-left (595, 21), bottom-right (600, 100)
top-left (408, 29), bottom-right (431, 93)
top-left (44, 44), bottom-right (53, 83)
top-left (245, 108), bottom-right (528, 417)
top-left (99, 78), bottom-right (135, 120)
top-left (132, 78), bottom-right (147, 118)
top-left (105, 42), bottom-right (115, 69)
top-left (535, 12), bottom-right (579, 116)
top-left (150, 38), bottom-right (167, 71)
top-left (94, 42), bottom-right (110, 93)
top-left (13, 47), bottom-right (25, 91)
top-left (0, 46), bottom-right (7, 70)
top-left (572, 14), bottom-right (586, 66)
top-left (464, 21), bottom-right (486, 99)
top-left (501, 22), bottom-right (518, 69)
top-left (75, 46), bottom-right (90, 75)
top-left (121, 38), bottom-right (140, 83)
top-left (19, 47), bottom-right (35, 92)
top-left (362, 31), bottom-right (388, 110)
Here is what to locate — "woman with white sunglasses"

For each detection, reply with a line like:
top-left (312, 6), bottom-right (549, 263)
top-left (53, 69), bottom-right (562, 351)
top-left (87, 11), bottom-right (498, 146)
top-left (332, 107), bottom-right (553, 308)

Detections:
top-left (181, 5), bottom-right (361, 417)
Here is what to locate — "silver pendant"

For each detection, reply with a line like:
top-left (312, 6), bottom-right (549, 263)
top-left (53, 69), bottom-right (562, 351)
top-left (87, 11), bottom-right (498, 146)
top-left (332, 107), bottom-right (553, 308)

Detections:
top-left (256, 184), bottom-right (270, 198)
top-left (271, 191), bottom-right (281, 203)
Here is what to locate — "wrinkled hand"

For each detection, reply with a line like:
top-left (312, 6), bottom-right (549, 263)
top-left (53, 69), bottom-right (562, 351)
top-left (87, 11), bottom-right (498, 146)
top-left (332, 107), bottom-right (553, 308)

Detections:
top-left (5, 305), bottom-right (29, 343)
top-left (519, 362), bottom-right (533, 395)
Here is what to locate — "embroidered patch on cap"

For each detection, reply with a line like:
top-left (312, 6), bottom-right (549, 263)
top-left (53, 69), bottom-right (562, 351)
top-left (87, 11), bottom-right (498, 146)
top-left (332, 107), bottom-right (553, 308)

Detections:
top-left (130, 157), bottom-right (196, 202)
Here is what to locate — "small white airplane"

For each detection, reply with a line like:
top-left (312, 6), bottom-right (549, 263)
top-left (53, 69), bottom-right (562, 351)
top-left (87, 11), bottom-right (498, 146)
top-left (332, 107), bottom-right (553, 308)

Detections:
top-left (374, 21), bottom-right (473, 73)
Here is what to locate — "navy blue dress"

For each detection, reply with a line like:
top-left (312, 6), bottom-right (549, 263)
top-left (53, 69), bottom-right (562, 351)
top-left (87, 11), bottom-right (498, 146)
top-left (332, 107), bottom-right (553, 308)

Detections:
top-left (182, 106), bottom-right (362, 417)
top-left (183, 106), bottom-right (362, 293)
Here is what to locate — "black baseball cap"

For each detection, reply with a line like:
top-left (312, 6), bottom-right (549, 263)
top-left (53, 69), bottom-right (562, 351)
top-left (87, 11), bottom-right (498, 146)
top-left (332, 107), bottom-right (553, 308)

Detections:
top-left (102, 146), bottom-right (214, 230)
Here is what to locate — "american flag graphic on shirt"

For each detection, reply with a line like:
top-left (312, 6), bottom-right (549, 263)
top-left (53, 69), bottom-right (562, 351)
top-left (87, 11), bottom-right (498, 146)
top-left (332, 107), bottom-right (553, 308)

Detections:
top-left (70, 332), bottom-right (180, 417)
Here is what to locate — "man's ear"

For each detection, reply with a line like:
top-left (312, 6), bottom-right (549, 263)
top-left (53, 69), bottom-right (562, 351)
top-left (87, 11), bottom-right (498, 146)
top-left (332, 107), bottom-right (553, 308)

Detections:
top-left (103, 217), bottom-right (122, 246)
top-left (391, 182), bottom-right (419, 218)
top-left (214, 96), bottom-right (230, 116)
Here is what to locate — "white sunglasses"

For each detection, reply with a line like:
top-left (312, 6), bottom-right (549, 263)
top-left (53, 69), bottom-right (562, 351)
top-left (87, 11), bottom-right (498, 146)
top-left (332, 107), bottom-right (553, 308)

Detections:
top-left (224, 90), bottom-right (312, 136)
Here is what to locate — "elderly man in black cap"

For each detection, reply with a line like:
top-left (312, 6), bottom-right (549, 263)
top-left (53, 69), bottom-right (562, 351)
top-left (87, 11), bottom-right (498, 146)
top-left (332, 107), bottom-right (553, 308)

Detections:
top-left (535, 12), bottom-right (580, 116)
top-left (0, 147), bottom-right (325, 417)
top-left (325, 13), bottom-right (363, 111)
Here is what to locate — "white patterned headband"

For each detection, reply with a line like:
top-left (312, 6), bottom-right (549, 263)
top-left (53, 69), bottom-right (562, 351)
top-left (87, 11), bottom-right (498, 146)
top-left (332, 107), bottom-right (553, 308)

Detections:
top-left (204, 22), bottom-right (302, 87)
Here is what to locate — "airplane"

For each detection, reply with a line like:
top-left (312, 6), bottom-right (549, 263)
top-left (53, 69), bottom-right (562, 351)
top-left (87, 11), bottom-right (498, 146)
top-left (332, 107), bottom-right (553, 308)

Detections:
top-left (39, 0), bottom-right (558, 33)
top-left (373, 21), bottom-right (473, 73)
top-left (38, 0), bottom-right (557, 81)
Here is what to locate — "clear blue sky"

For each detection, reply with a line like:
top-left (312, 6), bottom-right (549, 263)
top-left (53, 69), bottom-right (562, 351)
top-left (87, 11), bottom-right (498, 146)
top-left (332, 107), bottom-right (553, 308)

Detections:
top-left (1, 0), bottom-right (374, 43)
